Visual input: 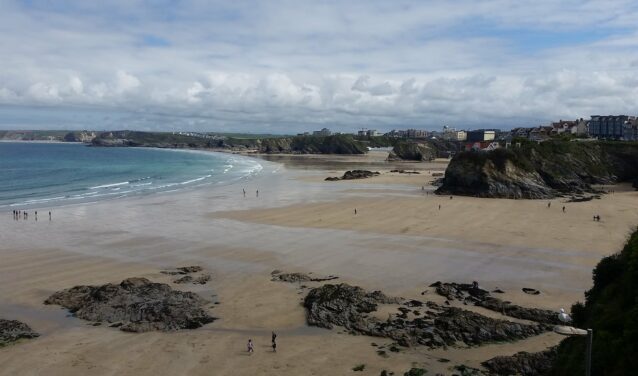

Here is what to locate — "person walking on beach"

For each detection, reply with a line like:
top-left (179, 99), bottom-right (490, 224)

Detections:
top-left (547, 202), bottom-right (551, 208)
top-left (562, 206), bottom-right (566, 213)
top-left (438, 204), bottom-right (441, 210)
top-left (354, 208), bottom-right (357, 215)
top-left (247, 339), bottom-right (254, 354)
top-left (243, 188), bottom-right (246, 197)
top-left (271, 331), bottom-right (277, 353)
top-left (256, 189), bottom-right (259, 198)
top-left (49, 211), bottom-right (51, 221)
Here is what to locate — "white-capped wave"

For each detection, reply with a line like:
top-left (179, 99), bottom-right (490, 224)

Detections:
top-left (90, 181), bottom-right (129, 190)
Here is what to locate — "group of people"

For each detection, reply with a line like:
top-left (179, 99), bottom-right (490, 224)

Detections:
top-left (12, 210), bottom-right (51, 221)
top-left (247, 332), bottom-right (277, 354)
top-left (242, 188), bottom-right (259, 198)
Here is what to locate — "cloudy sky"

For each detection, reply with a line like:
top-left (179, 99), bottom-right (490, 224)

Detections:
top-left (1, 0), bottom-right (638, 133)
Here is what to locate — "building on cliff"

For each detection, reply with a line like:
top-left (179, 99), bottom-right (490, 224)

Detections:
top-left (467, 129), bottom-right (496, 142)
top-left (588, 115), bottom-right (637, 140)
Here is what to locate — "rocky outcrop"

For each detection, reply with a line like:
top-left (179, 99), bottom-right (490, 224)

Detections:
top-left (388, 142), bottom-right (437, 161)
top-left (483, 347), bottom-right (557, 376)
top-left (325, 170), bottom-right (380, 181)
top-left (271, 270), bottom-right (338, 283)
top-left (44, 277), bottom-right (215, 332)
top-left (431, 282), bottom-right (559, 325)
top-left (161, 266), bottom-right (203, 275)
top-left (437, 141), bottom-right (638, 199)
top-left (63, 131), bottom-right (97, 143)
top-left (0, 319), bottom-right (39, 346)
top-left (303, 284), bottom-right (548, 348)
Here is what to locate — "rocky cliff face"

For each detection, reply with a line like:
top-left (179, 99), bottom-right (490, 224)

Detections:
top-left (437, 141), bottom-right (638, 199)
top-left (388, 141), bottom-right (437, 161)
top-left (257, 135), bottom-right (367, 154)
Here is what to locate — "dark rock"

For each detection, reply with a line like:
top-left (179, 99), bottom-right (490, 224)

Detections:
top-left (272, 271), bottom-right (338, 283)
top-left (303, 283), bottom-right (548, 349)
top-left (404, 368), bottom-right (427, 376)
top-left (522, 288), bottom-right (541, 295)
top-left (453, 365), bottom-right (486, 376)
top-left (173, 275), bottom-right (193, 284)
top-left (433, 282), bottom-right (558, 325)
top-left (161, 266), bottom-right (203, 275)
top-left (193, 274), bottom-right (211, 285)
top-left (482, 347), bottom-right (557, 376)
top-left (325, 170), bottom-right (380, 181)
top-left (44, 277), bottom-right (216, 332)
top-left (390, 170), bottom-right (420, 174)
top-left (0, 319), bottom-right (39, 346)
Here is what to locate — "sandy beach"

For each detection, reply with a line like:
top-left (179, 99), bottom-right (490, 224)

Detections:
top-left (1, 150), bottom-right (636, 375)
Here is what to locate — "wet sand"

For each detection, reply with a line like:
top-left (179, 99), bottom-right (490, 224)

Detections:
top-left (1, 151), bottom-right (635, 375)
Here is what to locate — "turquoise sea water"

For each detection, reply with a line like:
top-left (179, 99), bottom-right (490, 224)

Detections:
top-left (0, 142), bottom-right (262, 209)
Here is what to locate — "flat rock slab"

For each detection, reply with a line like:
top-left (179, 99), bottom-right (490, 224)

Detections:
top-left (44, 277), bottom-right (215, 332)
top-left (0, 319), bottom-right (39, 346)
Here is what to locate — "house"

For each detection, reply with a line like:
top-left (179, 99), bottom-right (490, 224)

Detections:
top-left (466, 129), bottom-right (496, 142)
top-left (528, 126), bottom-right (552, 141)
top-left (313, 128), bottom-right (332, 136)
top-left (464, 141), bottom-right (500, 151)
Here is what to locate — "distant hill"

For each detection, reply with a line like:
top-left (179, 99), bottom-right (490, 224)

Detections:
top-left (0, 130), bottom-right (95, 142)
top-left (90, 131), bottom-right (368, 155)
top-left (436, 140), bottom-right (638, 198)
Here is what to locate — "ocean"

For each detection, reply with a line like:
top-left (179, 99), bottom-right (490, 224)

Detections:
top-left (0, 142), bottom-right (263, 209)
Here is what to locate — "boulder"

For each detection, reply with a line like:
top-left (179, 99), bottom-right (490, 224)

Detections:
top-left (0, 319), bottom-right (39, 346)
top-left (44, 277), bottom-right (215, 332)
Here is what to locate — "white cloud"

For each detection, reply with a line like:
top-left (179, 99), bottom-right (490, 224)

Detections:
top-left (1, 1), bottom-right (638, 132)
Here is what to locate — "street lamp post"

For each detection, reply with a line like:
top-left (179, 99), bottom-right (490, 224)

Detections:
top-left (554, 308), bottom-right (593, 376)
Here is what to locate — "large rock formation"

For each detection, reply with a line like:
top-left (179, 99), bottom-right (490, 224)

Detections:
top-left (303, 283), bottom-right (549, 348)
top-left (44, 277), bottom-right (215, 332)
top-left (0, 319), bottom-right (39, 346)
top-left (483, 347), bottom-right (557, 376)
top-left (388, 142), bottom-right (437, 161)
top-left (437, 141), bottom-right (638, 198)
top-left (431, 282), bottom-right (560, 325)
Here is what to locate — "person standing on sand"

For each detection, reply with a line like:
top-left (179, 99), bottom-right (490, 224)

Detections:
top-left (354, 208), bottom-right (357, 215)
top-left (271, 331), bottom-right (277, 352)
top-left (49, 211), bottom-right (51, 221)
top-left (562, 206), bottom-right (566, 212)
top-left (247, 339), bottom-right (254, 354)
top-left (256, 189), bottom-right (259, 197)
top-left (438, 204), bottom-right (441, 210)
top-left (243, 188), bottom-right (246, 197)
top-left (547, 202), bottom-right (551, 208)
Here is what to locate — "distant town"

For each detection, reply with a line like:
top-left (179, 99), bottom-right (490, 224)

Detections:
top-left (296, 114), bottom-right (638, 152)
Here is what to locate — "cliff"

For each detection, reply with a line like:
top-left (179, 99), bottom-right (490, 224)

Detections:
top-left (388, 139), bottom-right (460, 161)
top-left (257, 134), bottom-right (367, 154)
top-left (550, 227), bottom-right (638, 375)
top-left (436, 141), bottom-right (638, 198)
top-left (91, 131), bottom-right (367, 155)
top-left (388, 141), bottom-right (437, 161)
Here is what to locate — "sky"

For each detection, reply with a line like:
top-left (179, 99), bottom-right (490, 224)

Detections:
top-left (1, 0), bottom-right (638, 134)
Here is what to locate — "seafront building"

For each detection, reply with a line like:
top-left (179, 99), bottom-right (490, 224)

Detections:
top-left (588, 115), bottom-right (638, 140)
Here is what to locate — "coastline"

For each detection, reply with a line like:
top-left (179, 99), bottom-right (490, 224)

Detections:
top-left (1, 151), bottom-right (635, 375)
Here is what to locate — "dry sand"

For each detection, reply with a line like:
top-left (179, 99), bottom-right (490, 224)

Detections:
top-left (1, 151), bottom-right (635, 375)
